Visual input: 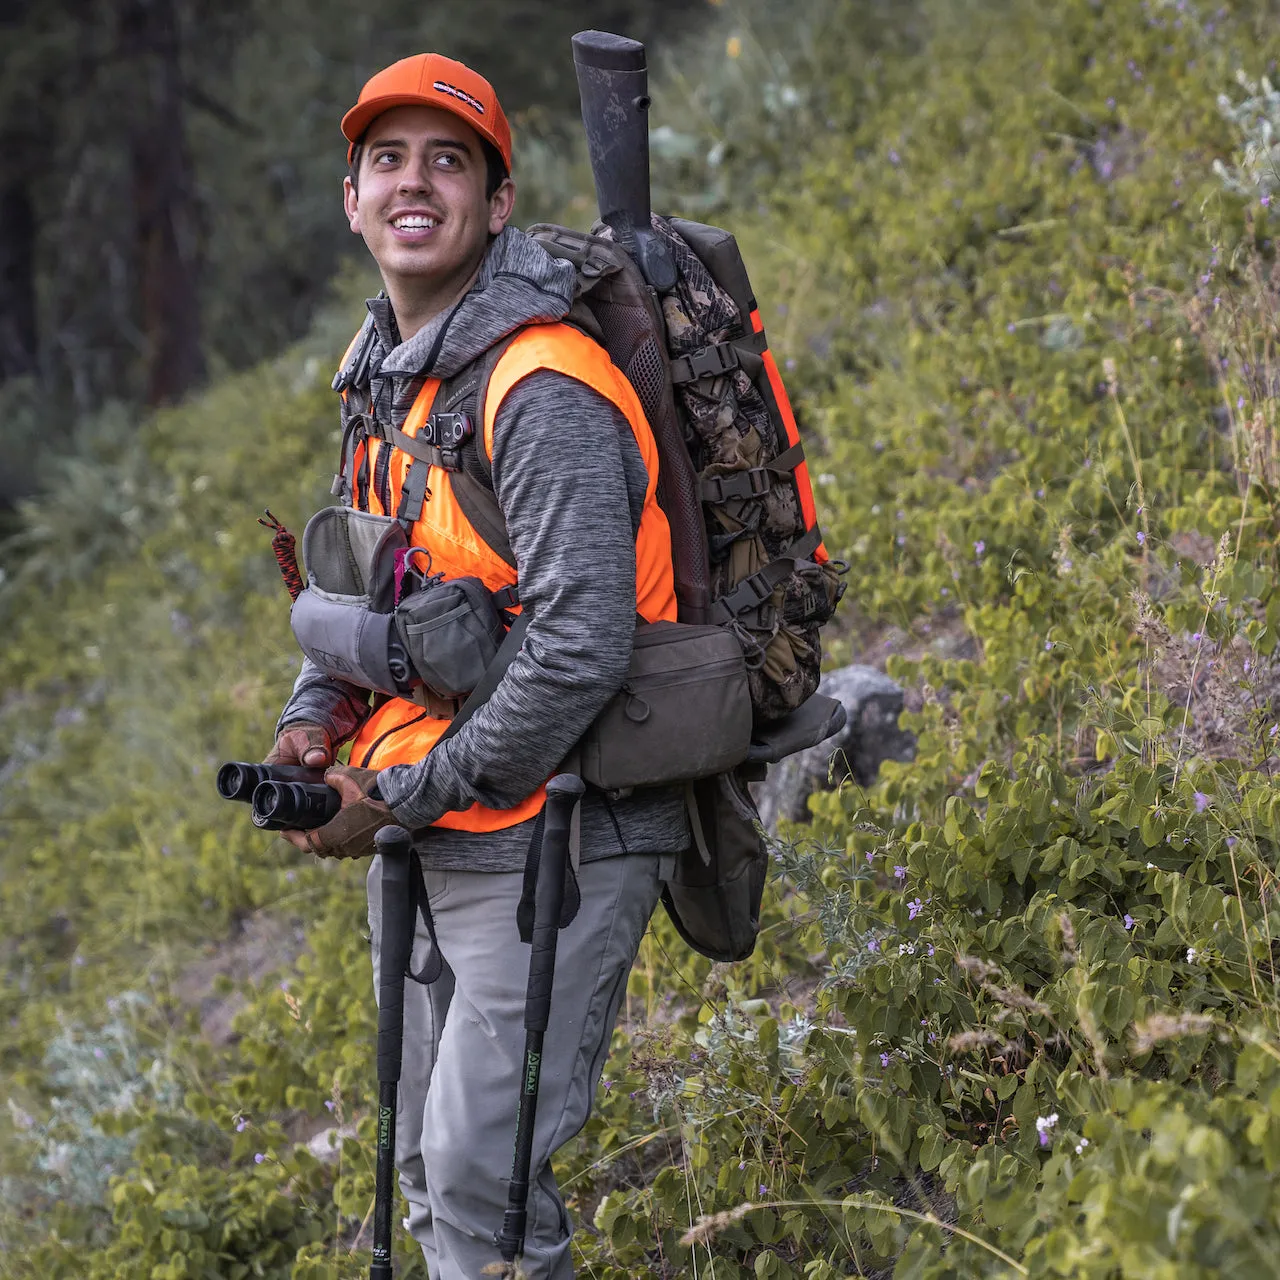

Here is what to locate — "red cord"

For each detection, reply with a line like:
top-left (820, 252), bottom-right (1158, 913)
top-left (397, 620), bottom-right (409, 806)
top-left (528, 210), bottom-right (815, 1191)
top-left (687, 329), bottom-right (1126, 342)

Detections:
top-left (258, 510), bottom-right (305, 602)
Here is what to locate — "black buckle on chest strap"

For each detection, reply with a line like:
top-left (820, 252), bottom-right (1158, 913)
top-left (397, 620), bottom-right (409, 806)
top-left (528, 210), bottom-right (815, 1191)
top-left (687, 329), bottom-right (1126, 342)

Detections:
top-left (422, 411), bottom-right (474, 470)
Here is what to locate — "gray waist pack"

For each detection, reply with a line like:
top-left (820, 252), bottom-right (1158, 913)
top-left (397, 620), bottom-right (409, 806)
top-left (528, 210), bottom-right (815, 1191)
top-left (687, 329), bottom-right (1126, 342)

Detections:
top-left (578, 621), bottom-right (753, 791)
top-left (290, 505), bottom-right (508, 700)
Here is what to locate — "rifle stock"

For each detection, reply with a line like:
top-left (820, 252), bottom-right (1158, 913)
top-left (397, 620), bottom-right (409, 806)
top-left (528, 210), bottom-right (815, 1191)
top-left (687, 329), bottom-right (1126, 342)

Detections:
top-left (571, 30), bottom-right (676, 291)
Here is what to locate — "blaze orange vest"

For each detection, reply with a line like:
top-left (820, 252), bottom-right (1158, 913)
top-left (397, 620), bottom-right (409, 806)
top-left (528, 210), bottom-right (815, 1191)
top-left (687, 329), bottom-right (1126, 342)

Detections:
top-left (346, 322), bottom-right (677, 832)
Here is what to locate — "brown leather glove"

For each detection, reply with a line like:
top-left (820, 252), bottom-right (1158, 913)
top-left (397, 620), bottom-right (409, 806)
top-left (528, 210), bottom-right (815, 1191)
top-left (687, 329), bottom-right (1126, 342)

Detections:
top-left (288, 764), bottom-right (397, 860)
top-left (265, 723), bottom-right (334, 769)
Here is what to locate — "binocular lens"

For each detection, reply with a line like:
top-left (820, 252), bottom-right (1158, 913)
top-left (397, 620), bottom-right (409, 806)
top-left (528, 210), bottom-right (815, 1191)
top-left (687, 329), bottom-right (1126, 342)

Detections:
top-left (251, 781), bottom-right (341, 831)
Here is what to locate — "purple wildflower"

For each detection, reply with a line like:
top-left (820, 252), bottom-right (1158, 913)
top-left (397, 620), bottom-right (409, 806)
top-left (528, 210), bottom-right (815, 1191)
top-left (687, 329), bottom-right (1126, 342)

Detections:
top-left (1136, 531), bottom-right (1146, 545)
top-left (880, 1053), bottom-right (891, 1068)
top-left (907, 897), bottom-right (924, 920)
top-left (867, 939), bottom-right (879, 953)
top-left (974, 540), bottom-right (986, 556)
top-left (866, 850), bottom-right (875, 864)
top-left (254, 1153), bottom-right (265, 1164)
top-left (1264, 194), bottom-right (1272, 208)
top-left (893, 865), bottom-right (907, 880)
top-left (1193, 791), bottom-right (1211, 813)
top-left (236, 1118), bottom-right (248, 1132)
top-left (324, 1100), bottom-right (335, 1113)
top-left (1123, 914), bottom-right (1135, 931)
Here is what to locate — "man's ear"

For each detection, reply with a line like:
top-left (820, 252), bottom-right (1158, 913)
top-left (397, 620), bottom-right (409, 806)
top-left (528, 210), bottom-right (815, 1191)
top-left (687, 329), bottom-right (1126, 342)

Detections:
top-left (343, 175), bottom-right (361, 235)
top-left (488, 177), bottom-right (516, 236)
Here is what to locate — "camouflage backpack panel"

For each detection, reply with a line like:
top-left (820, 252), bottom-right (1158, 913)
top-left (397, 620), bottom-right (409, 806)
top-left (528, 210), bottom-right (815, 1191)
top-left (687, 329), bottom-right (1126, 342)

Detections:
top-left (650, 217), bottom-right (844, 722)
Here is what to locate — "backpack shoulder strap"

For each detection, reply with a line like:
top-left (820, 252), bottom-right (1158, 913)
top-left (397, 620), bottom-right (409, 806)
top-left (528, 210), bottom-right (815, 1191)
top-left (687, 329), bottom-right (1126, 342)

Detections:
top-left (444, 332), bottom-right (521, 570)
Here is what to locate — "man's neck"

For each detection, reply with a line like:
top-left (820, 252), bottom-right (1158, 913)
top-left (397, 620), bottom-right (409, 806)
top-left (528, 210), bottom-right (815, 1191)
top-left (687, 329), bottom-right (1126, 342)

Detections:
top-left (384, 255), bottom-right (487, 344)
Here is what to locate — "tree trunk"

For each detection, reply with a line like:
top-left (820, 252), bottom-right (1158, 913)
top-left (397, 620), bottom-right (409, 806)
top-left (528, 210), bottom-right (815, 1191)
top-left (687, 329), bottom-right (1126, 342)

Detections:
top-left (119, 0), bottom-right (205, 405)
top-left (0, 170), bottom-right (38, 382)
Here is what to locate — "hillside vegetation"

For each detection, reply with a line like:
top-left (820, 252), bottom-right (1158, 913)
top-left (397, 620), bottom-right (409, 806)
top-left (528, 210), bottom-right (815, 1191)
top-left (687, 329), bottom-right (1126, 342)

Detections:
top-left (6, 0), bottom-right (1280, 1276)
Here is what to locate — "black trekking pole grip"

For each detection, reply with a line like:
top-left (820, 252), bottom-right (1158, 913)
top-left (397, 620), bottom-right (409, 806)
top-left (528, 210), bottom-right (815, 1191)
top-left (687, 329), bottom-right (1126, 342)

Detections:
top-left (496, 772), bottom-right (585, 1264)
top-left (525, 773), bottom-right (585, 1030)
top-left (571, 30), bottom-right (676, 291)
top-left (371, 825), bottom-right (414, 1280)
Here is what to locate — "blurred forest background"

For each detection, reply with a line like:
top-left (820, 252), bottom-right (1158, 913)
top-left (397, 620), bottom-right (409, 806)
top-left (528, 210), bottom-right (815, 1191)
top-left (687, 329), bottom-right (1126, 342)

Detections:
top-left (0, 0), bottom-right (711, 512)
top-left (13, 0), bottom-right (1280, 1276)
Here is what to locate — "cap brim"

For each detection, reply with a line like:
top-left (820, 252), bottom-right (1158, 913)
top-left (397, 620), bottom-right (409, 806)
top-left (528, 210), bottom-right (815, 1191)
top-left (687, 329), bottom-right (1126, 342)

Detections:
top-left (341, 95), bottom-right (507, 168)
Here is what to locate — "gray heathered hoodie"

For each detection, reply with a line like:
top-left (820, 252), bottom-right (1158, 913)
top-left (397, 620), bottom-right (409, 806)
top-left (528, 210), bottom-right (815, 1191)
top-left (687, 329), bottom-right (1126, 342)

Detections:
top-left (277, 227), bottom-right (689, 871)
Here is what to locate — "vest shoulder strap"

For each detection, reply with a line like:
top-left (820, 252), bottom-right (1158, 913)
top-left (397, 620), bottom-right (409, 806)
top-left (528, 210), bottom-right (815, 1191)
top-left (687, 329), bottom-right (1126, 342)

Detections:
top-left (396, 332), bottom-right (521, 568)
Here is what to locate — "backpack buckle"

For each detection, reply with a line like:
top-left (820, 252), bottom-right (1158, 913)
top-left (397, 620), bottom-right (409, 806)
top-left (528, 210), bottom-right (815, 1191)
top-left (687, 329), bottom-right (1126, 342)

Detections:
top-left (701, 467), bottom-right (773, 504)
top-left (670, 341), bottom-right (739, 384)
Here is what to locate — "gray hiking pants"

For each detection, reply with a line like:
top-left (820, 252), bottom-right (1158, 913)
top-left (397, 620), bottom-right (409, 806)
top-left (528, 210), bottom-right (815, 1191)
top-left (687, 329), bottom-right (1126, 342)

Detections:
top-left (366, 849), bottom-right (666, 1280)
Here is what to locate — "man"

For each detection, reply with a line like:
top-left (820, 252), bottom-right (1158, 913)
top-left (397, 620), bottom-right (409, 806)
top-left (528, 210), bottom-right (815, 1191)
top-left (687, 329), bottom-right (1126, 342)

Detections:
top-left (265, 53), bottom-right (687, 1279)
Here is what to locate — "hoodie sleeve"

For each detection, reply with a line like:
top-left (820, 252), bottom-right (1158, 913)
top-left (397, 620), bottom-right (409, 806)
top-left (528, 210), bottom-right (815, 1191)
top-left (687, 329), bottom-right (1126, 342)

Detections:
top-left (374, 368), bottom-right (643, 826)
top-left (275, 658), bottom-right (371, 744)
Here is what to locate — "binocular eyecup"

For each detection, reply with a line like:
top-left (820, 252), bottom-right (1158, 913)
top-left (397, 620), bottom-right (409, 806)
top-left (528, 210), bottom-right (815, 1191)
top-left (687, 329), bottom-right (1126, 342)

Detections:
top-left (216, 761), bottom-right (326, 803)
top-left (250, 780), bottom-right (341, 831)
top-left (217, 761), bottom-right (339, 831)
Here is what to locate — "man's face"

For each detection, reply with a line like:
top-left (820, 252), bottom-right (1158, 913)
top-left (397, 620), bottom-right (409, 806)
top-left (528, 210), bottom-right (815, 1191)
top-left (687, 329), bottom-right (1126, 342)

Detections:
top-left (342, 105), bottom-right (513, 300)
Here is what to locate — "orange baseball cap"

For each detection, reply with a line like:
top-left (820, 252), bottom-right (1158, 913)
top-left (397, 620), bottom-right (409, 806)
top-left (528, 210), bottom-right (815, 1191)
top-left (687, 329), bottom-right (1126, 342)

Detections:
top-left (341, 53), bottom-right (511, 171)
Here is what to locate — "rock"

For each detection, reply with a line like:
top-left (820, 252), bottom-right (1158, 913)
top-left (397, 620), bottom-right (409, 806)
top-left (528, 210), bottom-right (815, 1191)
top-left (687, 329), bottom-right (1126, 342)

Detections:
top-left (753, 665), bottom-right (916, 830)
top-left (306, 1122), bottom-right (359, 1163)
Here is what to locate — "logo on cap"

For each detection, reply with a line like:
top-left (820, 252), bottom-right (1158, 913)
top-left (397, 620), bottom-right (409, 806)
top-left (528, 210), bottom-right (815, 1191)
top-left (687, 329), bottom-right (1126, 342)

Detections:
top-left (433, 81), bottom-right (485, 116)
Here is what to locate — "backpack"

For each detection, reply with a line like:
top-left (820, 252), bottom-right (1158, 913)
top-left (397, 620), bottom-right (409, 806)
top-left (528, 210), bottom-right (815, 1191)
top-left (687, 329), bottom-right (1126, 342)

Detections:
top-left (388, 216), bottom-right (846, 962)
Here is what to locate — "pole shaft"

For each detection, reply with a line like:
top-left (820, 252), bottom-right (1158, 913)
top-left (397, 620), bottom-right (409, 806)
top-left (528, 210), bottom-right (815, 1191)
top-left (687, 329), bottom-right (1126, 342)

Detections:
top-left (495, 775), bottom-right (585, 1264)
top-left (370, 826), bottom-right (415, 1280)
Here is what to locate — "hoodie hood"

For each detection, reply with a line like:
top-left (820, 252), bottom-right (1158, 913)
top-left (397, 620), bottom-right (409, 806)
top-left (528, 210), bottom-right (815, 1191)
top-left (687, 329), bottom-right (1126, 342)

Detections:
top-left (375, 226), bottom-right (577, 381)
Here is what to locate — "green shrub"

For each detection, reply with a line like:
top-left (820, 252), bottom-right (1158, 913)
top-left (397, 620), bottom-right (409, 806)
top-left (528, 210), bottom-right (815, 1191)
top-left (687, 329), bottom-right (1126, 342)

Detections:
top-left (11, 0), bottom-right (1280, 1276)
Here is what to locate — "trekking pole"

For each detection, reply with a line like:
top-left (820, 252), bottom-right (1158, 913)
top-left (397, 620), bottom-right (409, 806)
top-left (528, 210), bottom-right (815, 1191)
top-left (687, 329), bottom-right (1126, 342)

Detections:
top-left (495, 773), bottom-right (587, 1266)
top-left (370, 825), bottom-right (415, 1280)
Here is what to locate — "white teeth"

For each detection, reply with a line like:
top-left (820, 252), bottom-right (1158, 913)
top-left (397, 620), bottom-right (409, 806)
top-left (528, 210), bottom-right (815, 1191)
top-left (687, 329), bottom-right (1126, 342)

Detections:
top-left (394, 216), bottom-right (437, 229)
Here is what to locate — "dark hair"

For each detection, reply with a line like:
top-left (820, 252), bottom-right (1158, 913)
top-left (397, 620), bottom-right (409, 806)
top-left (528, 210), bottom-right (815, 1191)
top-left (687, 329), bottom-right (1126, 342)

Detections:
top-left (348, 135), bottom-right (509, 198)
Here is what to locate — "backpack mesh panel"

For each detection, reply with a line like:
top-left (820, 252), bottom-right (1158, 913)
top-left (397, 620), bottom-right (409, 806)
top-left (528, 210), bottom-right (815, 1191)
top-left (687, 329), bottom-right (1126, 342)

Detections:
top-left (590, 296), bottom-right (711, 621)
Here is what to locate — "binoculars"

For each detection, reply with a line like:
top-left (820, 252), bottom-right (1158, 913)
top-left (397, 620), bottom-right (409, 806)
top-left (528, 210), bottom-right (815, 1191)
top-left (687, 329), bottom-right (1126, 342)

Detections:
top-left (216, 762), bottom-right (340, 831)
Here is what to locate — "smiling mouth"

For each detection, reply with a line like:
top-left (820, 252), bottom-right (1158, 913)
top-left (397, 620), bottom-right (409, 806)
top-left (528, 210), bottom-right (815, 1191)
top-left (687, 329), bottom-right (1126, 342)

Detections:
top-left (392, 215), bottom-right (439, 230)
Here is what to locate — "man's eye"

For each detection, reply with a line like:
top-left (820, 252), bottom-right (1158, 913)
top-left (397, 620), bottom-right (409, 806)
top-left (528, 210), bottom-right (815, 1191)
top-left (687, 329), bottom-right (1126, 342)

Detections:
top-left (435, 153), bottom-right (460, 168)
top-left (374, 151), bottom-right (398, 165)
